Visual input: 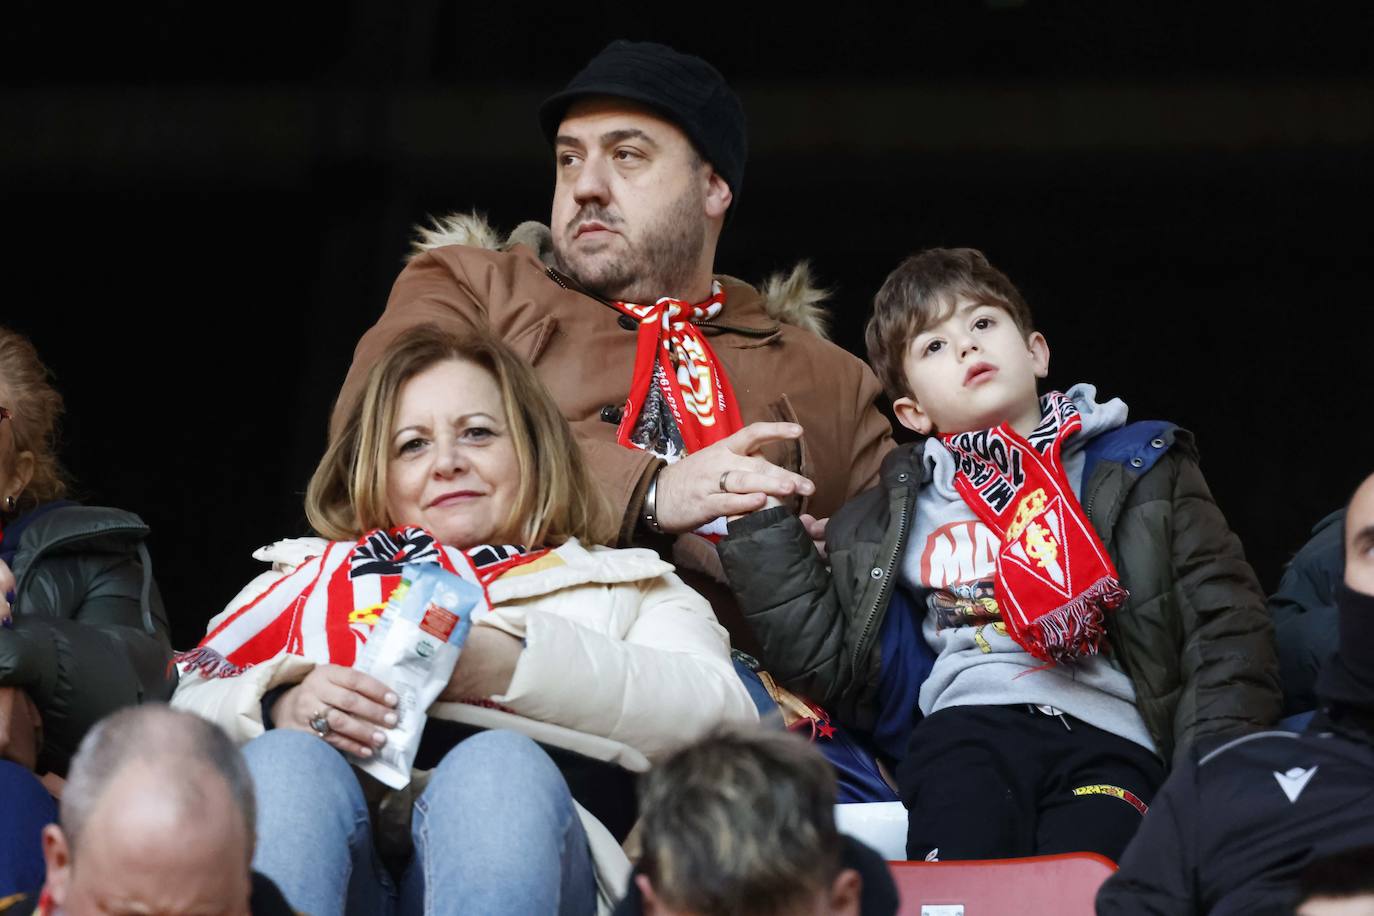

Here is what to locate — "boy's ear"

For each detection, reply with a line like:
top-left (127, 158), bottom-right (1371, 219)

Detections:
top-left (892, 396), bottom-right (934, 436)
top-left (1027, 331), bottom-right (1050, 379)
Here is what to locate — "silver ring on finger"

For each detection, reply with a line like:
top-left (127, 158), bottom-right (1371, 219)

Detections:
top-left (719, 470), bottom-right (731, 493)
top-left (308, 707), bottom-right (333, 738)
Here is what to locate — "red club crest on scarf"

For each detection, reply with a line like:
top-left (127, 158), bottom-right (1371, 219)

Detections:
top-left (939, 392), bottom-right (1128, 664)
top-left (610, 281), bottom-right (743, 459)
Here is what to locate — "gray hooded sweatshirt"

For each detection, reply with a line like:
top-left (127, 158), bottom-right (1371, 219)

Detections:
top-left (898, 383), bottom-right (1155, 753)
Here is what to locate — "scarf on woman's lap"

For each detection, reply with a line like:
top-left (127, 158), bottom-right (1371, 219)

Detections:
top-left (939, 391), bottom-right (1128, 664)
top-left (176, 527), bottom-right (547, 678)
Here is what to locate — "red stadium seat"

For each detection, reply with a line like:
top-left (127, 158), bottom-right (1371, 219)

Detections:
top-left (888, 853), bottom-right (1116, 915)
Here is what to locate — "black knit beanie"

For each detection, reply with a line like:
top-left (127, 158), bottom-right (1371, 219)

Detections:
top-left (539, 40), bottom-right (747, 210)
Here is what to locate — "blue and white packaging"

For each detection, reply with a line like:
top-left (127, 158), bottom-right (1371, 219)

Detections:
top-left (351, 563), bottom-right (482, 788)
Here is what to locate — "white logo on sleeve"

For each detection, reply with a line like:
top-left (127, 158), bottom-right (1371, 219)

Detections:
top-left (1273, 766), bottom-right (1318, 803)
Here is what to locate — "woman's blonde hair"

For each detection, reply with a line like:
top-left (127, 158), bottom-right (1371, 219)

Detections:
top-left (306, 325), bottom-right (614, 547)
top-left (0, 326), bottom-right (69, 515)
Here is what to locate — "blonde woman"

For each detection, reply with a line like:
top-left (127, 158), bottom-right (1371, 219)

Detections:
top-left (173, 325), bottom-right (758, 916)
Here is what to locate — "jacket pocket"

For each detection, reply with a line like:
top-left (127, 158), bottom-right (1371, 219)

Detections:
top-left (506, 316), bottom-right (558, 366)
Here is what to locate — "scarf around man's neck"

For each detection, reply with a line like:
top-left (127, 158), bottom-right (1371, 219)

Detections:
top-left (610, 280), bottom-right (743, 461)
top-left (939, 391), bottom-right (1128, 664)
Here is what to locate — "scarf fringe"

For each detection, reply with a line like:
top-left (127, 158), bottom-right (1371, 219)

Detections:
top-left (1027, 576), bottom-right (1129, 663)
top-left (173, 645), bottom-right (248, 679)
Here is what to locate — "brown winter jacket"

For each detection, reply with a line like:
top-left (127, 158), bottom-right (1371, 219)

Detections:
top-left (331, 216), bottom-right (895, 651)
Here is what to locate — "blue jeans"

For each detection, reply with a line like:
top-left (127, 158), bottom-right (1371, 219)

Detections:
top-left (243, 728), bottom-right (596, 916)
top-left (0, 760), bottom-right (57, 897)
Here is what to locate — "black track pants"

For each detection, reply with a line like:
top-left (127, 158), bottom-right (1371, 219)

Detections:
top-left (896, 704), bottom-right (1166, 863)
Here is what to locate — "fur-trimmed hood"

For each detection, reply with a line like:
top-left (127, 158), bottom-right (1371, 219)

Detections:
top-left (409, 211), bottom-right (832, 340)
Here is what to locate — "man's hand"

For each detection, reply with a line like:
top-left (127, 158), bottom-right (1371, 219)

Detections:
top-left (655, 422), bottom-right (815, 534)
top-left (0, 686), bottom-right (42, 771)
top-left (1, 558), bottom-right (15, 628)
top-left (272, 665), bottom-right (399, 759)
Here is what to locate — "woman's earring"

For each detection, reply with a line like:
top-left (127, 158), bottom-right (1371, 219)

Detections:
top-left (3, 495), bottom-right (15, 513)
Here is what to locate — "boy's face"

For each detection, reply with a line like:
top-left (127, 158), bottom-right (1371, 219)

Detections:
top-left (892, 297), bottom-right (1050, 437)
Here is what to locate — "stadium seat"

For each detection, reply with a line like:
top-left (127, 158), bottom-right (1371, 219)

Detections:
top-left (887, 852), bottom-right (1116, 915)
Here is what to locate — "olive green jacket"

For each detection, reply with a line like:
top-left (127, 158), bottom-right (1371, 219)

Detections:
top-left (719, 424), bottom-right (1281, 766)
top-left (0, 505), bottom-right (176, 774)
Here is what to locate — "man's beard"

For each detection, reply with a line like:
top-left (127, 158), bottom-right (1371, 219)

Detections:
top-left (553, 183), bottom-right (707, 304)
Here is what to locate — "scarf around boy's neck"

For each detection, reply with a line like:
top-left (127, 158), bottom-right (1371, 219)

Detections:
top-left (939, 390), bottom-right (1128, 664)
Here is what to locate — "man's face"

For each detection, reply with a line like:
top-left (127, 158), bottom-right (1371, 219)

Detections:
top-left (43, 765), bottom-right (253, 916)
top-left (550, 98), bottom-right (717, 303)
top-left (1345, 473), bottom-right (1374, 595)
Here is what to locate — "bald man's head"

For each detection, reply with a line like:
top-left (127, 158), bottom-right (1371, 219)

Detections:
top-left (41, 705), bottom-right (256, 916)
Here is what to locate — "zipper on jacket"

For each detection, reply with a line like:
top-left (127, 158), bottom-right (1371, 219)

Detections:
top-left (851, 489), bottom-right (911, 671)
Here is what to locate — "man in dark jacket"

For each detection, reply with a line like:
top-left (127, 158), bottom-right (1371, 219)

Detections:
top-left (1096, 471), bottom-right (1374, 915)
top-left (1270, 508), bottom-right (1345, 715)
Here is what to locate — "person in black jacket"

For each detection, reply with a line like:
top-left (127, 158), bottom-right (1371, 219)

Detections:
top-left (0, 326), bottom-right (175, 896)
top-left (615, 727), bottom-right (897, 916)
top-left (1270, 509), bottom-right (1345, 716)
top-left (1097, 471), bottom-right (1374, 915)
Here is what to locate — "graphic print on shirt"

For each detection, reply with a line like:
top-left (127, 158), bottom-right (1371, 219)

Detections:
top-left (920, 520), bottom-right (1003, 650)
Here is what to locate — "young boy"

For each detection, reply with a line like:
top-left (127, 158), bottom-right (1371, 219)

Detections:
top-left (718, 247), bottom-right (1281, 862)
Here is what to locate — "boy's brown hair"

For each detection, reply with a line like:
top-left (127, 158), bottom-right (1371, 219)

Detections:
top-left (865, 247), bottom-right (1035, 400)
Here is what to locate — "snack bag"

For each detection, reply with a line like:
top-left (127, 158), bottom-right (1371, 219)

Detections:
top-left (351, 563), bottom-right (485, 788)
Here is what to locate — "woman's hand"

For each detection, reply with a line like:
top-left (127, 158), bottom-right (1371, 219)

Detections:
top-left (0, 686), bottom-right (42, 770)
top-left (0, 558), bottom-right (15, 628)
top-left (439, 626), bottom-right (523, 702)
top-left (271, 664), bottom-right (399, 758)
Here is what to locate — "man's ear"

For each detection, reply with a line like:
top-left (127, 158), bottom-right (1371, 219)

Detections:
top-left (703, 170), bottom-right (732, 221)
top-left (42, 824), bottom-right (72, 905)
top-left (636, 874), bottom-right (667, 916)
top-left (828, 867), bottom-right (863, 916)
top-left (892, 396), bottom-right (933, 436)
top-left (1026, 331), bottom-right (1050, 379)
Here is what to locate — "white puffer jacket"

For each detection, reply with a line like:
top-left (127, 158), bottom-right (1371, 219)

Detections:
top-left (173, 536), bottom-right (759, 912)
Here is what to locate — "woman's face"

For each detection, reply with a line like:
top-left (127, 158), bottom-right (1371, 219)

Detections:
top-left (384, 358), bottom-right (521, 549)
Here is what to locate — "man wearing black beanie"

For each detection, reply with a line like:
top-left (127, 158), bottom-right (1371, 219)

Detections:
top-left (1098, 471), bottom-right (1374, 915)
top-left (330, 41), bottom-right (892, 653)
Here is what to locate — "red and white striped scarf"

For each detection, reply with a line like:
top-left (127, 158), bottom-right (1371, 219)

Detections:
top-left (611, 280), bottom-right (743, 459)
top-left (939, 392), bottom-right (1129, 664)
top-left (176, 528), bottom-right (548, 679)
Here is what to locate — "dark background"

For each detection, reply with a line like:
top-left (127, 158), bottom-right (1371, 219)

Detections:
top-left (4, 3), bottom-right (1372, 649)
